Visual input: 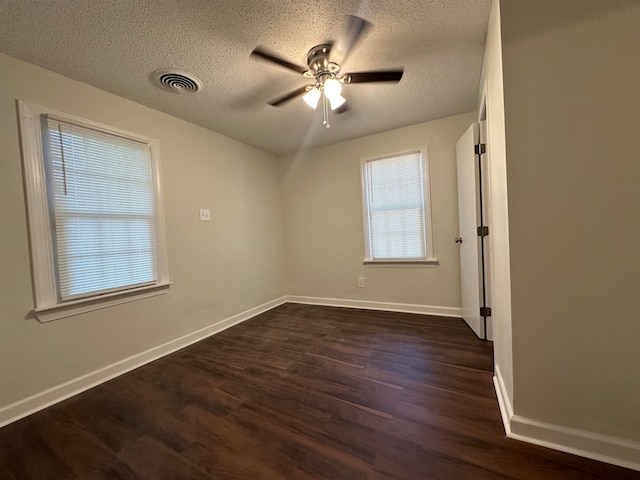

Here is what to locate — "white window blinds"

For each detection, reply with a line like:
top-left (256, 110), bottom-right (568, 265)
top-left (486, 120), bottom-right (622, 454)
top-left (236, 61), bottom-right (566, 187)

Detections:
top-left (42, 116), bottom-right (158, 300)
top-left (364, 151), bottom-right (427, 260)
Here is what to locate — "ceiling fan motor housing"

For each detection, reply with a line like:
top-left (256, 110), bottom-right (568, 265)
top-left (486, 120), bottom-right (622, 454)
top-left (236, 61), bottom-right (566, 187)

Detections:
top-left (306, 44), bottom-right (340, 81)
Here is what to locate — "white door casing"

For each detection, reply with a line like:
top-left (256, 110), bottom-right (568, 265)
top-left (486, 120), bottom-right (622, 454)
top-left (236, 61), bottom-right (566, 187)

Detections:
top-left (478, 118), bottom-right (494, 341)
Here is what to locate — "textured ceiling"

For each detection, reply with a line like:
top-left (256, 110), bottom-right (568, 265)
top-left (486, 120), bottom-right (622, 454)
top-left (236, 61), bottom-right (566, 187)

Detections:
top-left (0, 0), bottom-right (491, 155)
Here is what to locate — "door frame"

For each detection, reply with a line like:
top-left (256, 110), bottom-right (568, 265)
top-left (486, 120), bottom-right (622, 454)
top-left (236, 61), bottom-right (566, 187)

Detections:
top-left (478, 85), bottom-right (494, 341)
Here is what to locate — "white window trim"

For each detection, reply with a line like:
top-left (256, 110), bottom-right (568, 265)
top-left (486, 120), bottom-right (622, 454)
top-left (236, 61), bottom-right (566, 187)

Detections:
top-left (360, 148), bottom-right (438, 266)
top-left (19, 100), bottom-right (171, 322)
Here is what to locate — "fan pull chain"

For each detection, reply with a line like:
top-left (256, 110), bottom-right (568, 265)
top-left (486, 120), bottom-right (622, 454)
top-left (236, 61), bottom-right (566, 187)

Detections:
top-left (322, 92), bottom-right (330, 128)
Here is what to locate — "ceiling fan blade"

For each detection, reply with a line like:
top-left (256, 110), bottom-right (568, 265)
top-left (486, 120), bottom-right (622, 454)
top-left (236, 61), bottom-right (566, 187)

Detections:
top-left (268, 86), bottom-right (310, 106)
top-left (332, 15), bottom-right (371, 65)
top-left (251, 47), bottom-right (308, 74)
top-left (344, 70), bottom-right (404, 83)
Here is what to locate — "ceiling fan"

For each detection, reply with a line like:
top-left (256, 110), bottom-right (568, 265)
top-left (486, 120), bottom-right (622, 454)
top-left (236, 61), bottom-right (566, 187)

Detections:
top-left (250, 15), bottom-right (404, 128)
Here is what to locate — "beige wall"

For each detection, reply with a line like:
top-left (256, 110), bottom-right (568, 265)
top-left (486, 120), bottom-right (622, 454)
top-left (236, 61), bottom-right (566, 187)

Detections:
top-left (0, 53), bottom-right (286, 410)
top-left (501, 0), bottom-right (640, 441)
top-left (279, 113), bottom-right (475, 310)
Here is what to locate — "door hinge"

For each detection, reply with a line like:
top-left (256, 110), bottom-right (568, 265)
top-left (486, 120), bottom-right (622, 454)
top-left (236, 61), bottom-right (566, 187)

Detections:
top-left (477, 226), bottom-right (489, 237)
top-left (480, 306), bottom-right (492, 317)
top-left (475, 143), bottom-right (486, 155)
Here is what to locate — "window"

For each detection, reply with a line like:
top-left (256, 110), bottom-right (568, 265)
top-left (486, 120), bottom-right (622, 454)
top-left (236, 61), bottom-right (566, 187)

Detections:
top-left (361, 150), bottom-right (436, 264)
top-left (19, 101), bottom-right (170, 322)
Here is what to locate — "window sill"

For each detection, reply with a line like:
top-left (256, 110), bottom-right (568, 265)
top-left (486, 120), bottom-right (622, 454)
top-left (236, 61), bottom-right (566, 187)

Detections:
top-left (33, 282), bottom-right (172, 323)
top-left (363, 258), bottom-right (439, 267)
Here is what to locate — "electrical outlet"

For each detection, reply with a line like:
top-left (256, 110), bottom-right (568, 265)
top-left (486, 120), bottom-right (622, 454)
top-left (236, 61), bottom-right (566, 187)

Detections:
top-left (199, 208), bottom-right (211, 221)
top-left (357, 277), bottom-right (365, 288)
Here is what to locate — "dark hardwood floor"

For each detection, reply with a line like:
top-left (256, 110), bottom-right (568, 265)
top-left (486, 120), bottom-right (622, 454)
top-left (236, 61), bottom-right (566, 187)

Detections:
top-left (1, 303), bottom-right (638, 479)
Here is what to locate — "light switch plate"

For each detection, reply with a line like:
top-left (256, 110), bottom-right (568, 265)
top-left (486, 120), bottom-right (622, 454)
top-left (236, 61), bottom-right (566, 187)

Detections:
top-left (199, 209), bottom-right (211, 221)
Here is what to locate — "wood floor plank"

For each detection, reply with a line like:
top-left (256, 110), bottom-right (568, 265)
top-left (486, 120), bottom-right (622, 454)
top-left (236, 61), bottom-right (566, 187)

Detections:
top-left (0, 303), bottom-right (638, 479)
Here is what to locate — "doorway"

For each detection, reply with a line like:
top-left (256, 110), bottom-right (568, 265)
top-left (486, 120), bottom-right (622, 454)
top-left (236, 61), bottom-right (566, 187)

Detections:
top-left (456, 100), bottom-right (493, 341)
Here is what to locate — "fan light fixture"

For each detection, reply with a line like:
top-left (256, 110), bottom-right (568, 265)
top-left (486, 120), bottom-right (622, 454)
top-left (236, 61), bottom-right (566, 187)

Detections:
top-left (303, 87), bottom-right (321, 109)
top-left (323, 78), bottom-right (346, 110)
top-left (328, 93), bottom-right (346, 110)
top-left (250, 16), bottom-right (404, 130)
top-left (323, 78), bottom-right (342, 98)
top-left (303, 77), bottom-right (347, 127)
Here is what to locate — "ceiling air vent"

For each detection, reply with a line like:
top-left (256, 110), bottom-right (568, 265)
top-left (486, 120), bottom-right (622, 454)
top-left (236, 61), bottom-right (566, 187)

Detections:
top-left (151, 68), bottom-right (202, 94)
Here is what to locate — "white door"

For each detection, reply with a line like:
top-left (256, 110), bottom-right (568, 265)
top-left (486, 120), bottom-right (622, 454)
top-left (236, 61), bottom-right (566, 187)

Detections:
top-left (456, 123), bottom-right (484, 339)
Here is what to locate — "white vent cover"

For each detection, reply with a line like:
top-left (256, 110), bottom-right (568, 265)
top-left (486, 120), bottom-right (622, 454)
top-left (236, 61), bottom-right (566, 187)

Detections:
top-left (151, 68), bottom-right (202, 94)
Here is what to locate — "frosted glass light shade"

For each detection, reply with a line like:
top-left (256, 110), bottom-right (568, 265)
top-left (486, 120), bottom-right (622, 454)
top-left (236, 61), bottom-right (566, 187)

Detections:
top-left (323, 78), bottom-right (342, 98)
top-left (328, 93), bottom-right (346, 110)
top-left (303, 87), bottom-right (321, 109)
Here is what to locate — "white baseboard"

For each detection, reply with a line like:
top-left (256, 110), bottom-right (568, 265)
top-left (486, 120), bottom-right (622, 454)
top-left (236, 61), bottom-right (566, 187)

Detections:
top-left (285, 295), bottom-right (462, 318)
top-left (0, 296), bottom-right (287, 428)
top-left (493, 366), bottom-right (640, 471)
top-left (493, 365), bottom-right (514, 429)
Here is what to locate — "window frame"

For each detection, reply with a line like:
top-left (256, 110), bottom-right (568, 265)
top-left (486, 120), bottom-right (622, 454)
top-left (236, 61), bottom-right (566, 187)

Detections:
top-left (19, 100), bottom-right (171, 322)
top-left (360, 148), bottom-right (438, 266)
